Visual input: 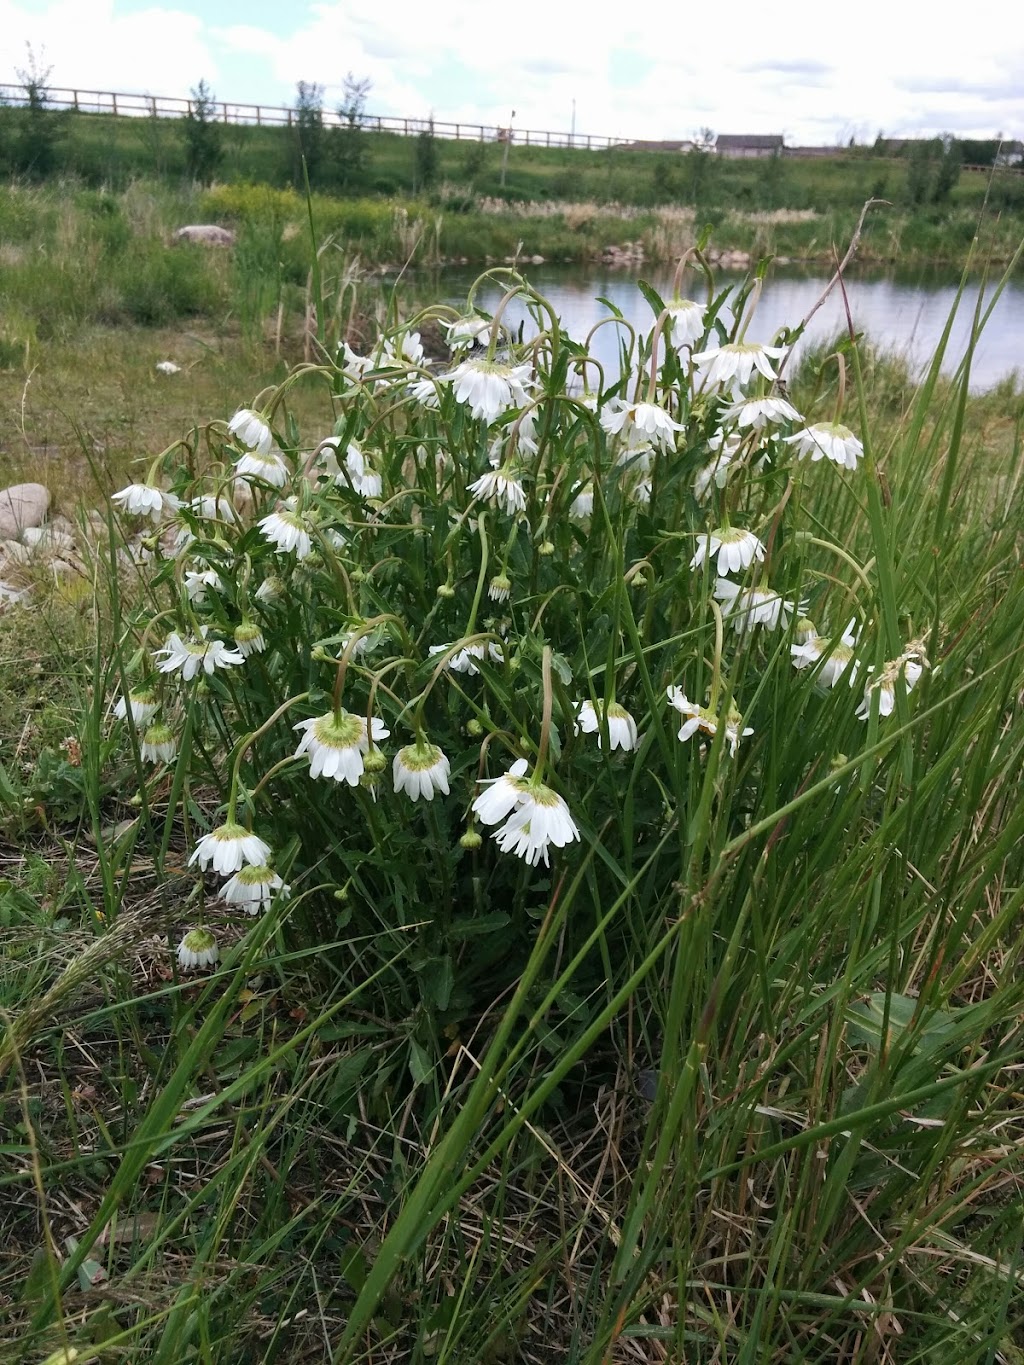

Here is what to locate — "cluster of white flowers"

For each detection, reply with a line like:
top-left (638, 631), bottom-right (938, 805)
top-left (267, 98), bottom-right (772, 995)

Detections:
top-left (110, 272), bottom-right (918, 938)
top-left (471, 759), bottom-right (580, 867)
top-left (178, 820), bottom-right (290, 971)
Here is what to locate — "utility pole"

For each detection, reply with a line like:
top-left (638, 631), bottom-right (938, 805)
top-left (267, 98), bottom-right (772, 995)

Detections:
top-left (500, 108), bottom-right (515, 188)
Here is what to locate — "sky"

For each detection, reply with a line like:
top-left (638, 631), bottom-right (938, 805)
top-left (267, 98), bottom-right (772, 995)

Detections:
top-left (0, 0), bottom-right (1021, 148)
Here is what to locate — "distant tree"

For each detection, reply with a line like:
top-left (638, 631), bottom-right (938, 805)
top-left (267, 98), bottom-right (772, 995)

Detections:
top-left (183, 79), bottom-right (223, 185)
top-left (957, 138), bottom-right (1000, 167)
top-left (331, 73), bottom-right (372, 191)
top-left (652, 156), bottom-right (674, 202)
top-left (6, 46), bottom-right (66, 177)
top-left (291, 80), bottom-right (325, 188)
top-left (414, 116), bottom-right (438, 191)
top-left (905, 142), bottom-right (933, 206)
top-left (685, 142), bottom-right (717, 206)
top-left (932, 135), bottom-right (961, 203)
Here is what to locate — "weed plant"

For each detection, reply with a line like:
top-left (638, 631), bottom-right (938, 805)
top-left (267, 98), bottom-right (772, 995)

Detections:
top-left (2, 240), bottom-right (1024, 1363)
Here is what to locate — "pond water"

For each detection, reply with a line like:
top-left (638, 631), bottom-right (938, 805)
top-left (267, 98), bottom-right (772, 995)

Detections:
top-left (432, 264), bottom-right (1024, 392)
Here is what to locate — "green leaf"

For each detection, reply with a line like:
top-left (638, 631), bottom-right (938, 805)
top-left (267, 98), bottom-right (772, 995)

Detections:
top-left (408, 1038), bottom-right (433, 1087)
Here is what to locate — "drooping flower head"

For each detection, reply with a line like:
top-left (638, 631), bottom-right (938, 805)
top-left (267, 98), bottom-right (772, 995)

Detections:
top-left (443, 358), bottom-right (534, 423)
top-left (189, 822), bottom-right (273, 877)
top-left (468, 468), bottom-right (527, 516)
top-left (178, 927), bottom-right (219, 971)
top-left (111, 483), bottom-right (182, 522)
top-left (784, 422), bottom-right (864, 471)
top-left (228, 408), bottom-right (274, 456)
top-left (155, 627), bottom-right (245, 680)
top-left (713, 578), bottom-right (798, 635)
top-left (221, 865), bottom-right (290, 915)
top-left (574, 699), bottom-right (639, 752)
top-left (690, 527), bottom-right (766, 577)
top-left (140, 721), bottom-right (177, 764)
top-left (721, 395), bottom-right (802, 431)
top-left (692, 341), bottom-right (788, 393)
top-left (293, 710), bottom-right (390, 785)
top-left (666, 297), bottom-right (707, 350)
top-left (393, 741), bottom-right (451, 802)
top-left (600, 399), bottom-right (684, 452)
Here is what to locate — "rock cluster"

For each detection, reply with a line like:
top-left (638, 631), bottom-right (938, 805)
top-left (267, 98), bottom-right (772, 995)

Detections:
top-left (0, 482), bottom-right (84, 608)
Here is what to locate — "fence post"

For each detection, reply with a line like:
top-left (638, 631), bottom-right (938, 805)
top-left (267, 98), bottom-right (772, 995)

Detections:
top-left (222, 102), bottom-right (228, 122)
top-left (73, 89), bottom-right (79, 111)
top-left (111, 91), bottom-right (118, 115)
top-left (256, 104), bottom-right (261, 126)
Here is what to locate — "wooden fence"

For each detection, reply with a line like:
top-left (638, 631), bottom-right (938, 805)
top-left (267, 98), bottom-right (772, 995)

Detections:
top-left (2, 86), bottom-right (1021, 173)
top-left (0, 83), bottom-right (628, 151)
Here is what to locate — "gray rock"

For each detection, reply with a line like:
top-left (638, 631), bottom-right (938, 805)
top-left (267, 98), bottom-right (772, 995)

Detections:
top-left (0, 483), bottom-right (50, 539)
top-left (173, 225), bottom-right (236, 247)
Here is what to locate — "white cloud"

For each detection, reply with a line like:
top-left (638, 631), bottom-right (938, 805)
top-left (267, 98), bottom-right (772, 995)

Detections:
top-left (1, 0), bottom-right (1021, 144)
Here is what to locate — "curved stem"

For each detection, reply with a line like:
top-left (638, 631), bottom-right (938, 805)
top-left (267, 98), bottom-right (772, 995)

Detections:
top-left (227, 691), bottom-right (311, 821)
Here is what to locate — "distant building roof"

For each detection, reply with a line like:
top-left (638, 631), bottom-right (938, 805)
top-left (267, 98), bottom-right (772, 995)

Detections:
top-left (621, 139), bottom-right (695, 152)
top-left (715, 134), bottom-right (784, 151)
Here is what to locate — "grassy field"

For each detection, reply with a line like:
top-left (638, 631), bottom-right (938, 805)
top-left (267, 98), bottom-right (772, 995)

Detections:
top-left (2, 196), bottom-right (1024, 1365)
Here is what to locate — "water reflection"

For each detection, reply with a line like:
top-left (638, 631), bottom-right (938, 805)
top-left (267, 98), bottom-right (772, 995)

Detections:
top-left (434, 265), bottom-right (1023, 392)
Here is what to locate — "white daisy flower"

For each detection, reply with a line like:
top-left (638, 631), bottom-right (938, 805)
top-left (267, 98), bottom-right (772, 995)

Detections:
top-left (221, 864), bottom-right (290, 914)
top-left (666, 688), bottom-right (753, 756)
top-left (340, 442), bottom-right (383, 499)
top-left (293, 710), bottom-right (390, 786)
top-left (600, 399), bottom-right (684, 451)
top-left (111, 483), bottom-right (182, 522)
top-left (184, 568), bottom-right (225, 602)
top-left (692, 341), bottom-right (788, 393)
top-left (228, 409), bottom-right (274, 456)
top-left (488, 573), bottom-right (512, 603)
top-left (690, 527), bottom-right (766, 576)
top-left (114, 689), bottom-right (159, 726)
top-left (713, 578), bottom-right (797, 634)
top-left (409, 375), bottom-right (446, 408)
top-left (140, 721), bottom-right (177, 764)
top-left (632, 478), bottom-right (653, 507)
top-left (446, 315), bottom-right (492, 350)
top-left (471, 757), bottom-right (531, 825)
top-left (177, 927), bottom-right (219, 971)
top-left (255, 575), bottom-right (285, 605)
top-left (784, 422), bottom-right (864, 471)
top-left (340, 343), bottom-right (374, 381)
top-left (155, 627), bottom-right (245, 680)
top-left (574, 699), bottom-right (639, 752)
top-left (442, 359), bottom-right (534, 423)
top-left (721, 395), bottom-right (803, 430)
top-left (258, 507), bottom-right (313, 559)
top-left (235, 449), bottom-right (290, 487)
top-left (233, 620), bottom-right (266, 657)
top-left (429, 641), bottom-right (505, 675)
top-left (467, 468), bottom-right (527, 516)
top-left (392, 741), bottom-right (451, 802)
top-left (666, 298), bottom-right (707, 350)
top-left (189, 822), bottom-right (273, 877)
top-left (382, 331), bottom-right (425, 369)
top-left (570, 482), bottom-right (594, 521)
top-left (492, 784), bottom-right (581, 867)
top-left (791, 619), bottom-right (859, 690)
top-left (855, 653), bottom-right (924, 720)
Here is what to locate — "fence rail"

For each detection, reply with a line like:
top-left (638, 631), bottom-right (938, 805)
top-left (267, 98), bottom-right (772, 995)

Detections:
top-left (3, 86), bottom-right (1022, 173)
top-left (0, 83), bottom-right (629, 151)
